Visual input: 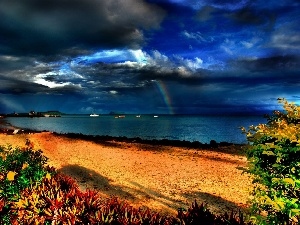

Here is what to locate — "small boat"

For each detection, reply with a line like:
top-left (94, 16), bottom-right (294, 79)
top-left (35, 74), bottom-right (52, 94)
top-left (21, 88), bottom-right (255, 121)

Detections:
top-left (44, 114), bottom-right (61, 117)
top-left (114, 115), bottom-right (125, 118)
top-left (153, 115), bottom-right (159, 118)
top-left (136, 115), bottom-right (141, 118)
top-left (90, 113), bottom-right (99, 117)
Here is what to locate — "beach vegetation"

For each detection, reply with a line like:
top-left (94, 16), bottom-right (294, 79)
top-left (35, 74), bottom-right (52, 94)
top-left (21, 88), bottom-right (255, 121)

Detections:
top-left (0, 143), bottom-right (52, 202)
top-left (0, 143), bottom-right (55, 224)
top-left (0, 142), bottom-right (253, 224)
top-left (242, 98), bottom-right (300, 225)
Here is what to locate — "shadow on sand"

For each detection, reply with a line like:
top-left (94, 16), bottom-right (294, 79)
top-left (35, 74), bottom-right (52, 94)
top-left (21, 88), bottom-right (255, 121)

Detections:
top-left (58, 164), bottom-right (136, 201)
top-left (58, 164), bottom-right (247, 215)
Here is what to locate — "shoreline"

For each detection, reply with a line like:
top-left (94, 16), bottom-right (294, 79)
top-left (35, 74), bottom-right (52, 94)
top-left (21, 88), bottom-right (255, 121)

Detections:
top-left (0, 119), bottom-right (247, 153)
top-left (0, 128), bottom-right (247, 156)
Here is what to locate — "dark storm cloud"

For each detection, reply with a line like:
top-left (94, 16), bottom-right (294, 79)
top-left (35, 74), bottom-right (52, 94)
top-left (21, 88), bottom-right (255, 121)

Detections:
top-left (149, 0), bottom-right (250, 10)
top-left (203, 0), bottom-right (250, 10)
top-left (196, 6), bottom-right (217, 22)
top-left (0, 55), bottom-right (37, 73)
top-left (0, 57), bottom-right (85, 96)
top-left (228, 7), bottom-right (275, 26)
top-left (228, 55), bottom-right (300, 72)
top-left (68, 53), bottom-right (300, 96)
top-left (269, 22), bottom-right (300, 52)
top-left (0, 76), bottom-right (48, 94)
top-left (0, 74), bottom-right (83, 95)
top-left (195, 4), bottom-right (276, 28)
top-left (72, 51), bottom-right (200, 82)
top-left (0, 0), bottom-right (165, 56)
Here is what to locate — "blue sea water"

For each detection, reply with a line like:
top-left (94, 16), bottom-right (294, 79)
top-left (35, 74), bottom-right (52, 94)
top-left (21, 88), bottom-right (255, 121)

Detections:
top-left (4, 115), bottom-right (266, 144)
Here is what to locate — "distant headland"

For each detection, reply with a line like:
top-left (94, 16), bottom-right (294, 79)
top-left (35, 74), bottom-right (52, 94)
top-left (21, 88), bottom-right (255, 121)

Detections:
top-left (1, 110), bottom-right (63, 118)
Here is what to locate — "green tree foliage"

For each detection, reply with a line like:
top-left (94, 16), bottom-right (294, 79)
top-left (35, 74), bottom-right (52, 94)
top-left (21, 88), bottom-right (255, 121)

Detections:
top-left (242, 99), bottom-right (300, 225)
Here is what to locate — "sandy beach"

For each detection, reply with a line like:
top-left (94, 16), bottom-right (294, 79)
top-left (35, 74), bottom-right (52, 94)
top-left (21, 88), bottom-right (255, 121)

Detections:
top-left (0, 130), bottom-right (253, 215)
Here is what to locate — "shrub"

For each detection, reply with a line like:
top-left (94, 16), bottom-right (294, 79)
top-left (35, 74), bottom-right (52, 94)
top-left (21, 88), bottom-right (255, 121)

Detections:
top-left (177, 200), bottom-right (250, 225)
top-left (9, 173), bottom-right (177, 224)
top-left (0, 143), bottom-right (55, 223)
top-left (242, 99), bottom-right (300, 224)
top-left (0, 144), bottom-right (51, 200)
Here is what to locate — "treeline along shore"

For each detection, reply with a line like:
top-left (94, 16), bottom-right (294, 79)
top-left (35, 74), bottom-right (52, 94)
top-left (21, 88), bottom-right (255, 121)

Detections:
top-left (0, 110), bottom-right (62, 118)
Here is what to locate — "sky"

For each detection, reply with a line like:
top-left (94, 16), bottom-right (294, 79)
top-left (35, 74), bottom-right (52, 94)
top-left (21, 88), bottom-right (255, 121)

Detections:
top-left (0, 0), bottom-right (299, 115)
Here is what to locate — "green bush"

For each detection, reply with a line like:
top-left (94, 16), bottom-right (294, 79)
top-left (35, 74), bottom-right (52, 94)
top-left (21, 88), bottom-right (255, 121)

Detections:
top-left (0, 144), bottom-right (50, 201)
top-left (242, 99), bottom-right (300, 225)
top-left (0, 143), bottom-right (55, 223)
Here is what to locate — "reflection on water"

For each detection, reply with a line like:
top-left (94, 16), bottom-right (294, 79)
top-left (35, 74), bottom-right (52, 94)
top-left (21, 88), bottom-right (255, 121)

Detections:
top-left (5, 115), bottom-right (266, 144)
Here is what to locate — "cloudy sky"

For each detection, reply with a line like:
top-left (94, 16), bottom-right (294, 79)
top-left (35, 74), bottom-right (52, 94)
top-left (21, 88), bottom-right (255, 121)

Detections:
top-left (0, 0), bottom-right (299, 115)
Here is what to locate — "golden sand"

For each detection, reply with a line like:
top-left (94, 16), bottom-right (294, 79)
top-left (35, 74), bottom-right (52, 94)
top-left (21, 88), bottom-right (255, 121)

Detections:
top-left (0, 132), bottom-right (252, 215)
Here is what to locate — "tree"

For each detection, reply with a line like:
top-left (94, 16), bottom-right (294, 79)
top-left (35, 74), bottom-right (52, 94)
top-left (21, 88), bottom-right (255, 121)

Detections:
top-left (242, 99), bottom-right (300, 225)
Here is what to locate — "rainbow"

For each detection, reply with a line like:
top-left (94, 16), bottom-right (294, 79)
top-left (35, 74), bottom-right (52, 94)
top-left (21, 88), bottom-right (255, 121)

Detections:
top-left (155, 80), bottom-right (174, 114)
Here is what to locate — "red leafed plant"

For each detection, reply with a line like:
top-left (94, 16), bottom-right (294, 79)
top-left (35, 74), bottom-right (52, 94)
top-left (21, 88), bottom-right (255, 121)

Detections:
top-left (177, 200), bottom-right (251, 225)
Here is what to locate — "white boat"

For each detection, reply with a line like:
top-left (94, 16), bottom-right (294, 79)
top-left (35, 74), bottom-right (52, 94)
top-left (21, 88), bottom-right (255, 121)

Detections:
top-left (153, 115), bottom-right (159, 118)
top-left (136, 115), bottom-right (141, 118)
top-left (90, 113), bottom-right (99, 117)
top-left (114, 115), bottom-right (125, 118)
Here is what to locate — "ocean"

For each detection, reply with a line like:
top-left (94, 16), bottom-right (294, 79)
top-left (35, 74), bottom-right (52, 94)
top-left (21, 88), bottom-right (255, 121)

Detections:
top-left (4, 115), bottom-right (266, 144)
